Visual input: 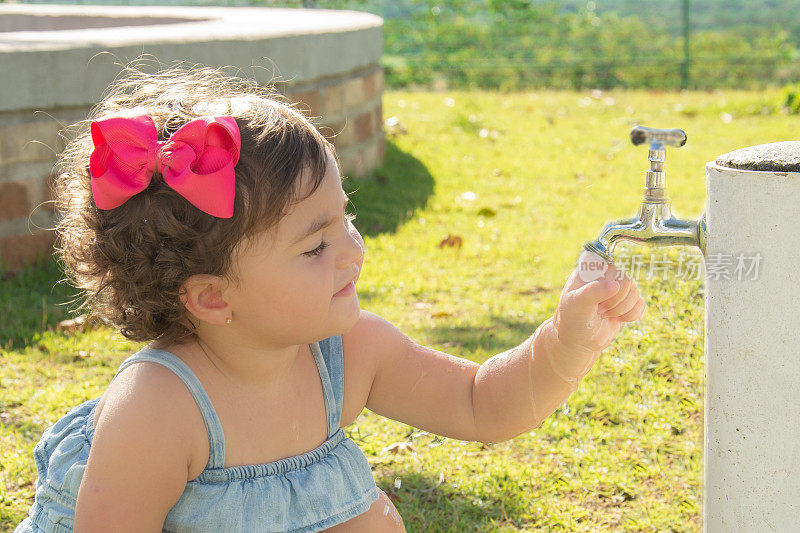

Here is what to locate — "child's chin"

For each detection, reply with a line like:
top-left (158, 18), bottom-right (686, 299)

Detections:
top-left (337, 300), bottom-right (362, 332)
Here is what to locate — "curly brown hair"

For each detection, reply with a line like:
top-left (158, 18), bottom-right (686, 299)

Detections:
top-left (55, 62), bottom-right (334, 345)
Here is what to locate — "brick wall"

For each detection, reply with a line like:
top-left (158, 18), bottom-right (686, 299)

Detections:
top-left (0, 67), bottom-right (384, 271)
top-left (286, 66), bottom-right (385, 179)
top-left (0, 108), bottom-right (83, 271)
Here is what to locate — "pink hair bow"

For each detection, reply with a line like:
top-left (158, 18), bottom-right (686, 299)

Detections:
top-left (88, 114), bottom-right (241, 218)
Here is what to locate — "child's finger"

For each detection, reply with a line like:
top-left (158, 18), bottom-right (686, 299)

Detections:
top-left (602, 262), bottom-right (622, 279)
top-left (617, 298), bottom-right (646, 322)
top-left (598, 275), bottom-right (632, 312)
top-left (602, 284), bottom-right (641, 316)
top-left (571, 278), bottom-right (620, 313)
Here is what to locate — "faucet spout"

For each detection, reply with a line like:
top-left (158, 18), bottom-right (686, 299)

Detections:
top-left (584, 201), bottom-right (707, 263)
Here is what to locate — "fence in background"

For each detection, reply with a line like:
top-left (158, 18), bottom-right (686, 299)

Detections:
top-left (15, 0), bottom-right (800, 90)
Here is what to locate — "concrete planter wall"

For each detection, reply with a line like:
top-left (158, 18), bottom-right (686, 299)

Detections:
top-left (0, 4), bottom-right (384, 270)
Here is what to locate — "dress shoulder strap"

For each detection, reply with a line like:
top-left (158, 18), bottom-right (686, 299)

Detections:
top-left (314, 336), bottom-right (344, 434)
top-left (112, 348), bottom-right (226, 470)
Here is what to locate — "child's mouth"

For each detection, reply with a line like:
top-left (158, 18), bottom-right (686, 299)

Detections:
top-left (333, 281), bottom-right (355, 297)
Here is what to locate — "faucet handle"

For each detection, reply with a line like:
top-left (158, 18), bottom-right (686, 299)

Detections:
top-left (630, 126), bottom-right (687, 149)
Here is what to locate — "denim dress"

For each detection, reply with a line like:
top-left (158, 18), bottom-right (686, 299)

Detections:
top-left (15, 336), bottom-right (380, 532)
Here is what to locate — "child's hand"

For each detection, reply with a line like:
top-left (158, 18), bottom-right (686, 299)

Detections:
top-left (552, 252), bottom-right (646, 358)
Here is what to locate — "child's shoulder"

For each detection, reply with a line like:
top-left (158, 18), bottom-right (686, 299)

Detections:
top-left (93, 353), bottom-right (208, 479)
top-left (338, 311), bottom-right (411, 423)
top-left (70, 357), bottom-right (208, 528)
top-left (341, 310), bottom-right (406, 357)
top-left (102, 353), bottom-right (203, 414)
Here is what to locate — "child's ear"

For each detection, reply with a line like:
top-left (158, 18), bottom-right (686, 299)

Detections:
top-left (180, 274), bottom-right (231, 326)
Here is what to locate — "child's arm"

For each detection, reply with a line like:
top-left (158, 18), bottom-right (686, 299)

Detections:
top-left (346, 265), bottom-right (643, 444)
top-left (470, 316), bottom-right (588, 442)
top-left (73, 364), bottom-right (200, 532)
top-left (345, 312), bottom-right (568, 443)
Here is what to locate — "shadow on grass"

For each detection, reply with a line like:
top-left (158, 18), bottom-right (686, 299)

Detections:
top-left (344, 139), bottom-right (435, 238)
top-left (376, 470), bottom-right (526, 531)
top-left (415, 317), bottom-right (545, 358)
top-left (0, 257), bottom-right (77, 350)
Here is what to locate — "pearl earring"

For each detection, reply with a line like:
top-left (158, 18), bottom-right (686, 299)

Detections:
top-left (226, 317), bottom-right (232, 325)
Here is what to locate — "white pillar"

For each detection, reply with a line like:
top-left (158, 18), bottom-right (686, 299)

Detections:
top-left (704, 142), bottom-right (800, 532)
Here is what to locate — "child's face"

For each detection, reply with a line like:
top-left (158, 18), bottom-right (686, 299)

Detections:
top-left (225, 153), bottom-right (364, 347)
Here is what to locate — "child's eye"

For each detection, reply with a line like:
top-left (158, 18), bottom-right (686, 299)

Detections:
top-left (303, 241), bottom-right (329, 257)
top-left (301, 208), bottom-right (353, 258)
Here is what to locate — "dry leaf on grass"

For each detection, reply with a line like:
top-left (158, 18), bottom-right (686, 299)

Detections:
top-left (382, 442), bottom-right (416, 455)
top-left (438, 234), bottom-right (463, 248)
top-left (385, 116), bottom-right (407, 137)
top-left (384, 490), bottom-right (402, 503)
top-left (56, 314), bottom-right (101, 334)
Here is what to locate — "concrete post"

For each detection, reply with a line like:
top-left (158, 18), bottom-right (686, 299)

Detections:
top-left (704, 142), bottom-right (800, 532)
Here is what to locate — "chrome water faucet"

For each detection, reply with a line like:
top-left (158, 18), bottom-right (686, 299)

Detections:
top-left (582, 126), bottom-right (708, 263)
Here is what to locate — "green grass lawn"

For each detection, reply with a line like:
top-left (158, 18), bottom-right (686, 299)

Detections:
top-left (2, 88), bottom-right (797, 531)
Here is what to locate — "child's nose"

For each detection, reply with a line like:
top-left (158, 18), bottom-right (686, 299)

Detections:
top-left (337, 223), bottom-right (364, 269)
